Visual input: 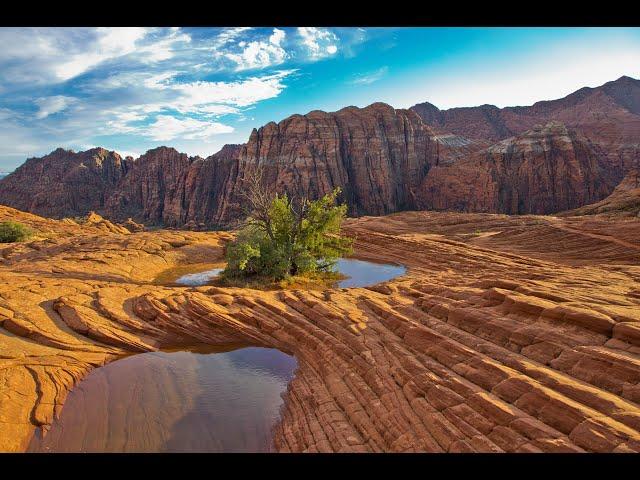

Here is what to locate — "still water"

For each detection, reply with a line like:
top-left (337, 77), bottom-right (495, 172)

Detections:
top-left (175, 267), bottom-right (224, 286)
top-left (171, 259), bottom-right (406, 288)
top-left (334, 258), bottom-right (406, 288)
top-left (28, 346), bottom-right (297, 453)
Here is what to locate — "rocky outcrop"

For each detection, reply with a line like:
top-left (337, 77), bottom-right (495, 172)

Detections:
top-left (105, 104), bottom-right (441, 227)
top-left (412, 75), bottom-right (640, 177)
top-left (104, 146), bottom-right (198, 226)
top-left (0, 148), bottom-right (131, 218)
top-left (564, 169), bottom-right (640, 217)
top-left (417, 122), bottom-right (616, 214)
top-left (227, 103), bottom-right (438, 219)
top-left (1, 206), bottom-right (640, 452)
top-left (0, 77), bottom-right (639, 226)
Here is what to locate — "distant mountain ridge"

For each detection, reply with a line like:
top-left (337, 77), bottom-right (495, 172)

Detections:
top-left (0, 76), bottom-right (638, 228)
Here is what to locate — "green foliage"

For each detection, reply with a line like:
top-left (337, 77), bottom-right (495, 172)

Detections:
top-left (223, 188), bottom-right (353, 282)
top-left (0, 221), bottom-right (33, 243)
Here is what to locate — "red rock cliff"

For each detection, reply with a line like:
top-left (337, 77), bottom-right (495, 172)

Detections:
top-left (1, 77), bottom-right (639, 227)
top-left (0, 147), bottom-right (130, 218)
top-left (417, 122), bottom-right (615, 214)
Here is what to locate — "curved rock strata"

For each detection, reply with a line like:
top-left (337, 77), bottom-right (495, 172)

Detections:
top-left (1, 206), bottom-right (640, 452)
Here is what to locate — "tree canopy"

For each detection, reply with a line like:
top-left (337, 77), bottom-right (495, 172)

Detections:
top-left (222, 169), bottom-right (353, 282)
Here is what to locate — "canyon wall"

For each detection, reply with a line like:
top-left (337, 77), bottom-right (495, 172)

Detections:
top-left (0, 76), bottom-right (639, 227)
top-left (0, 148), bottom-right (131, 219)
top-left (417, 123), bottom-right (616, 214)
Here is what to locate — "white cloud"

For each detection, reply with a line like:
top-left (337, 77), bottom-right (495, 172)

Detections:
top-left (213, 27), bottom-right (253, 48)
top-left (349, 66), bottom-right (388, 86)
top-left (53, 28), bottom-right (150, 81)
top-left (270, 28), bottom-right (286, 47)
top-left (34, 95), bottom-right (76, 119)
top-left (297, 27), bottom-right (339, 58)
top-left (0, 27), bottom-right (193, 88)
top-left (170, 70), bottom-right (294, 109)
top-left (0, 108), bottom-right (13, 121)
top-left (139, 28), bottom-right (191, 63)
top-left (83, 68), bottom-right (294, 133)
top-left (222, 28), bottom-right (288, 71)
top-left (147, 115), bottom-right (233, 141)
top-left (114, 149), bottom-right (140, 159)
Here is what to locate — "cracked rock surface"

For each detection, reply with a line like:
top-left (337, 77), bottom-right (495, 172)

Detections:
top-left (1, 205), bottom-right (639, 452)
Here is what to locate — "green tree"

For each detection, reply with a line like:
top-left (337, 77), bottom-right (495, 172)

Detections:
top-left (0, 221), bottom-right (33, 243)
top-left (222, 168), bottom-right (353, 282)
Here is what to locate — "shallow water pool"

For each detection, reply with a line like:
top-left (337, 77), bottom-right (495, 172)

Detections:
top-left (171, 258), bottom-right (406, 288)
top-left (28, 346), bottom-right (297, 453)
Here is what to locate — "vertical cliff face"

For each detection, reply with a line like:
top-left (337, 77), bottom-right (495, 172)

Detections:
top-left (0, 77), bottom-right (638, 227)
top-left (104, 146), bottom-right (198, 225)
top-left (417, 122), bottom-right (614, 214)
top-left (238, 103), bottom-right (437, 216)
top-left (108, 144), bottom-right (245, 228)
top-left (565, 168), bottom-right (640, 217)
top-left (198, 103), bottom-right (439, 226)
top-left (411, 76), bottom-right (640, 180)
top-left (165, 144), bottom-right (242, 229)
top-left (0, 147), bottom-right (130, 218)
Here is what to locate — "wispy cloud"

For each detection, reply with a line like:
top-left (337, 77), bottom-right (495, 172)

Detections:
top-left (34, 96), bottom-right (77, 119)
top-left (146, 115), bottom-right (233, 141)
top-left (348, 66), bottom-right (388, 85)
top-left (0, 27), bottom-right (360, 168)
top-left (0, 28), bottom-right (191, 87)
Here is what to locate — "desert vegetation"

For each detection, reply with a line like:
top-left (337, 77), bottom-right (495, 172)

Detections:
top-left (221, 169), bottom-right (353, 286)
top-left (0, 220), bottom-right (33, 243)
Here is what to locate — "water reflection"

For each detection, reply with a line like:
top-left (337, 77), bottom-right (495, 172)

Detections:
top-left (28, 346), bottom-right (297, 453)
top-left (175, 268), bottom-right (223, 286)
top-left (171, 259), bottom-right (405, 288)
top-left (335, 259), bottom-right (406, 288)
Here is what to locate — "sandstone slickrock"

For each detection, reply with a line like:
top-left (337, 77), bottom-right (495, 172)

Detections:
top-left (1, 206), bottom-right (639, 453)
top-left (1, 77), bottom-right (638, 226)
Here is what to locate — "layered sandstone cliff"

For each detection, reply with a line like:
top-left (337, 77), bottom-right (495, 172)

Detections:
top-left (411, 75), bottom-right (640, 177)
top-left (0, 77), bottom-right (639, 226)
top-left (0, 148), bottom-right (131, 218)
top-left (565, 169), bottom-right (640, 217)
top-left (417, 122), bottom-right (615, 214)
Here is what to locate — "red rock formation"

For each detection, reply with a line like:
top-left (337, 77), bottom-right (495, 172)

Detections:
top-left (411, 76), bottom-right (640, 177)
top-left (417, 122), bottom-right (616, 214)
top-left (565, 169), bottom-right (640, 217)
top-left (0, 148), bottom-right (130, 218)
top-left (104, 146), bottom-right (198, 226)
top-left (2, 206), bottom-right (640, 452)
top-left (0, 77), bottom-right (638, 226)
top-left (107, 104), bottom-right (440, 227)
top-left (222, 103), bottom-right (438, 221)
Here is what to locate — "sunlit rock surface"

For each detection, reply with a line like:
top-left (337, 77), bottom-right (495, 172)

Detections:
top-left (1, 205), bottom-right (639, 452)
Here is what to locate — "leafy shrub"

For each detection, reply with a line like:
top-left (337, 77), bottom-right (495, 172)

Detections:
top-left (222, 186), bottom-right (353, 282)
top-left (0, 221), bottom-right (33, 243)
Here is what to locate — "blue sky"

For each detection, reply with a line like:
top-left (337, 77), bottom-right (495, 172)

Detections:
top-left (1, 27), bottom-right (639, 171)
